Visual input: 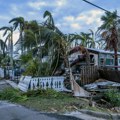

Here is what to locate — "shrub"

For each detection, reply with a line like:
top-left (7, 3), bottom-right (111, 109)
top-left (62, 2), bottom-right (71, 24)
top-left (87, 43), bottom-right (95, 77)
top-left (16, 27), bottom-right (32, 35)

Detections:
top-left (0, 88), bottom-right (28, 102)
top-left (104, 89), bottom-right (120, 107)
top-left (25, 88), bottom-right (70, 99)
top-left (23, 59), bottom-right (39, 76)
top-left (20, 53), bottom-right (32, 64)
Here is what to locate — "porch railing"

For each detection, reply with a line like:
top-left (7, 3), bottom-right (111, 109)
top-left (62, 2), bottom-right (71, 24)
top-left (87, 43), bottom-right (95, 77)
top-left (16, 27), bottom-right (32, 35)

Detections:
top-left (18, 76), bottom-right (68, 92)
top-left (30, 76), bottom-right (64, 91)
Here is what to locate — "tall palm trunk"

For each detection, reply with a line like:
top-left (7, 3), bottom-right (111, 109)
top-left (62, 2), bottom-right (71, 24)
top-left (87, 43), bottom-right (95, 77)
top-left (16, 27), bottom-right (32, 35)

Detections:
top-left (20, 31), bottom-right (23, 54)
top-left (114, 48), bottom-right (118, 66)
top-left (20, 28), bottom-right (24, 54)
top-left (10, 32), bottom-right (14, 79)
top-left (3, 48), bottom-right (6, 78)
top-left (113, 26), bottom-right (118, 70)
top-left (114, 40), bottom-right (118, 70)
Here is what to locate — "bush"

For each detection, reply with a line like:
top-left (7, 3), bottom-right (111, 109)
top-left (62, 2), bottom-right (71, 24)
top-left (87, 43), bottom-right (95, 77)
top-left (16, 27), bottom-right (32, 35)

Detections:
top-left (23, 59), bottom-right (51, 77)
top-left (104, 89), bottom-right (120, 107)
top-left (23, 59), bottom-right (39, 76)
top-left (0, 88), bottom-right (28, 102)
top-left (20, 53), bottom-right (32, 64)
top-left (25, 88), bottom-right (70, 99)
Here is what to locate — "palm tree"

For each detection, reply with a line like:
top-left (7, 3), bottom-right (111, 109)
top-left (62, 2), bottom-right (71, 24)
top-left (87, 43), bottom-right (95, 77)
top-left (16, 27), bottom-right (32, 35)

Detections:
top-left (0, 26), bottom-right (14, 78)
top-left (23, 30), bottom-right (36, 52)
top-left (0, 39), bottom-right (7, 78)
top-left (39, 27), bottom-right (67, 75)
top-left (22, 20), bottom-right (41, 53)
top-left (0, 26), bottom-right (14, 57)
top-left (69, 32), bottom-right (94, 48)
top-left (80, 32), bottom-right (95, 48)
top-left (89, 29), bottom-right (96, 48)
top-left (43, 10), bottom-right (64, 36)
top-left (43, 10), bottom-right (68, 74)
top-left (43, 10), bottom-right (55, 30)
top-left (0, 39), bottom-right (7, 57)
top-left (9, 17), bottom-right (25, 54)
top-left (99, 10), bottom-right (120, 67)
top-left (64, 33), bottom-right (79, 47)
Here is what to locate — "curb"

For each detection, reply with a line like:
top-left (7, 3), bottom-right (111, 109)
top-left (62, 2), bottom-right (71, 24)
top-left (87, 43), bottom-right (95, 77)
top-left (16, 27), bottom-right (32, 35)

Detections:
top-left (79, 109), bottom-right (120, 120)
top-left (5, 80), bottom-right (18, 89)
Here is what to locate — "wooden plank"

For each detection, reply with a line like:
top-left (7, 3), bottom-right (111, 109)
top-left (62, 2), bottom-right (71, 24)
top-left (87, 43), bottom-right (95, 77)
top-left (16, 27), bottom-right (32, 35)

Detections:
top-left (80, 66), bottom-right (99, 85)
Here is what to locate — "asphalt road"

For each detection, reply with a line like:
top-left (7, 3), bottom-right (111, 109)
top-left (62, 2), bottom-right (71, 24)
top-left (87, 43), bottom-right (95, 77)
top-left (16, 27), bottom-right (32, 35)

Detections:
top-left (0, 101), bottom-right (82, 120)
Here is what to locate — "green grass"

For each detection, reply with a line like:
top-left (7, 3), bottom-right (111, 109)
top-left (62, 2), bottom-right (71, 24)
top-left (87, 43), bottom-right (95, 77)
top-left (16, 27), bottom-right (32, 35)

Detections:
top-left (104, 89), bottom-right (120, 107)
top-left (19, 89), bottom-right (89, 112)
top-left (0, 88), bottom-right (28, 102)
top-left (20, 96), bottom-right (89, 112)
top-left (0, 88), bottom-right (89, 112)
top-left (0, 88), bottom-right (117, 113)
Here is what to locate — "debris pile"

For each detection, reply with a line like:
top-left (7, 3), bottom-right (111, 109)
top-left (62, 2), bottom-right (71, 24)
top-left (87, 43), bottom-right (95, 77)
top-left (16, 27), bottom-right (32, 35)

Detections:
top-left (84, 79), bottom-right (120, 92)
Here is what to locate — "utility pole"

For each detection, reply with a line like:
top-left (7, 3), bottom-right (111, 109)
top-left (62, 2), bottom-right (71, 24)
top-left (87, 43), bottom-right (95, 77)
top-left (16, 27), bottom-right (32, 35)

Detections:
top-left (82, 0), bottom-right (120, 18)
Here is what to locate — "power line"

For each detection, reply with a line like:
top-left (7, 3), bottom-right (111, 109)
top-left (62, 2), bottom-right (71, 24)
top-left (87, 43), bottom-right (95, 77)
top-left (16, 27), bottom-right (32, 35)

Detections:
top-left (82, 0), bottom-right (120, 18)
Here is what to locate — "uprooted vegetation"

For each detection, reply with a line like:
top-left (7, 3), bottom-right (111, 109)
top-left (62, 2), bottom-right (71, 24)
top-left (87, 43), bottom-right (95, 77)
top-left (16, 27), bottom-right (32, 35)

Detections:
top-left (0, 88), bottom-right (119, 113)
top-left (0, 88), bottom-right (89, 112)
top-left (0, 88), bottom-right (28, 102)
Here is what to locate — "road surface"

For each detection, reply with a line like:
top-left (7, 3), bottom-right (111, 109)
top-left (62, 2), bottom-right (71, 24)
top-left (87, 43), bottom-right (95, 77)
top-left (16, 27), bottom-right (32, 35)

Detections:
top-left (0, 101), bottom-right (82, 120)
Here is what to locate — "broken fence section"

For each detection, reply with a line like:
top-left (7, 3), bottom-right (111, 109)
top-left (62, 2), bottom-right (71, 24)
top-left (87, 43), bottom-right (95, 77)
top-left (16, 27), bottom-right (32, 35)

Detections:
top-left (80, 66), bottom-right (99, 86)
top-left (18, 76), bottom-right (71, 92)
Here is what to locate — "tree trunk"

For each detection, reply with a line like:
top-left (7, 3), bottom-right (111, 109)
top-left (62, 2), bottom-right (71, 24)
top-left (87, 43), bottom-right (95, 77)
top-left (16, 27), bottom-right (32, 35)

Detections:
top-left (20, 30), bottom-right (23, 54)
top-left (10, 32), bottom-right (14, 80)
top-left (114, 47), bottom-right (118, 70)
top-left (113, 26), bottom-right (118, 70)
top-left (3, 49), bottom-right (6, 78)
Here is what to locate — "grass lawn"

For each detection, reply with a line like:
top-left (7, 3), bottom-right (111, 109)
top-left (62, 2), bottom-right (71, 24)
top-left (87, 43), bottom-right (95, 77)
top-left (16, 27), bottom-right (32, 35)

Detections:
top-left (0, 88), bottom-right (117, 113)
top-left (19, 96), bottom-right (90, 113)
top-left (19, 89), bottom-right (91, 113)
top-left (0, 88), bottom-right (90, 112)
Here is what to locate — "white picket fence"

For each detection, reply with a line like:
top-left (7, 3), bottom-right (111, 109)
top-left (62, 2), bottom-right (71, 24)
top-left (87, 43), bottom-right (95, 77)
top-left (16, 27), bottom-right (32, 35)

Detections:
top-left (18, 76), bottom-right (69, 92)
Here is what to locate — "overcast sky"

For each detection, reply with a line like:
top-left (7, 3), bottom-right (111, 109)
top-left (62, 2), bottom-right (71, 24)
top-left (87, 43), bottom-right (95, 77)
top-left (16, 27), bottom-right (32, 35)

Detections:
top-left (0, 0), bottom-right (120, 42)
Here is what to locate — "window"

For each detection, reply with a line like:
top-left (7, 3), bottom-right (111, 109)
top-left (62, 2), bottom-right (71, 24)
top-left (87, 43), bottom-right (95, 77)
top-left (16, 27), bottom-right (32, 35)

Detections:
top-left (106, 59), bottom-right (114, 65)
top-left (100, 58), bottom-right (105, 66)
top-left (119, 59), bottom-right (120, 64)
top-left (90, 55), bottom-right (94, 63)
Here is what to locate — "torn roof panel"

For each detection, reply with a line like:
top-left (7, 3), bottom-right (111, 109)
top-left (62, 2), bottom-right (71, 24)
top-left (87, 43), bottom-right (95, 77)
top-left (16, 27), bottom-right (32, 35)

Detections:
top-left (87, 48), bottom-right (120, 55)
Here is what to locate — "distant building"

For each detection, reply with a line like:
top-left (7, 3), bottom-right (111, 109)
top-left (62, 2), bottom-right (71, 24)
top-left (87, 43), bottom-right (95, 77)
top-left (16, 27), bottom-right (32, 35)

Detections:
top-left (69, 47), bottom-right (120, 67)
top-left (87, 48), bottom-right (120, 67)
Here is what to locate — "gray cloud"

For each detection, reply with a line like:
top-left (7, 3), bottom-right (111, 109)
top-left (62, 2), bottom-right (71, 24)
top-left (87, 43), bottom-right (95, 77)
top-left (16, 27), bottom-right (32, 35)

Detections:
top-left (0, 0), bottom-right (120, 34)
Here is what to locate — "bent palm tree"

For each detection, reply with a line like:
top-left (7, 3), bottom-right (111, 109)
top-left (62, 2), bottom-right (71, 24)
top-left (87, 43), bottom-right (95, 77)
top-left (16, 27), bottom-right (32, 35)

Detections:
top-left (9, 17), bottom-right (25, 54)
top-left (43, 10), bottom-right (64, 36)
top-left (43, 10), bottom-right (55, 30)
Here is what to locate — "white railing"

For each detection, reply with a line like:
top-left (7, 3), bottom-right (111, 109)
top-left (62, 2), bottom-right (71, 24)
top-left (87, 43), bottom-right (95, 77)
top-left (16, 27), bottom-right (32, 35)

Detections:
top-left (30, 76), bottom-right (64, 91)
top-left (18, 76), bottom-right (70, 92)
